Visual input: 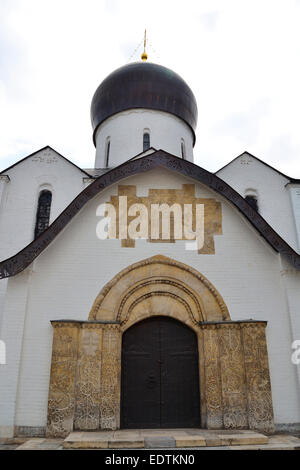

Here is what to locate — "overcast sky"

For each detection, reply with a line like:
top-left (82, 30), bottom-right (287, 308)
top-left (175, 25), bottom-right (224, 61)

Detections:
top-left (1, 0), bottom-right (300, 176)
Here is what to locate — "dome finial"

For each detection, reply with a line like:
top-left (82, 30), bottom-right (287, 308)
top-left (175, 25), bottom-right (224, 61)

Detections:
top-left (141, 29), bottom-right (148, 62)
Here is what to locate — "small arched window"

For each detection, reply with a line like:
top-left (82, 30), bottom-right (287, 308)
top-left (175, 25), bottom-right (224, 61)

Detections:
top-left (181, 139), bottom-right (186, 159)
top-left (34, 190), bottom-right (52, 239)
top-left (143, 131), bottom-right (150, 152)
top-left (105, 138), bottom-right (111, 168)
top-left (245, 195), bottom-right (259, 212)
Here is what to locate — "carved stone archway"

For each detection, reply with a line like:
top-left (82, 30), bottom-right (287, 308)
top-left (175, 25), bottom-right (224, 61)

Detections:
top-left (46, 255), bottom-right (275, 437)
top-left (89, 255), bottom-right (230, 327)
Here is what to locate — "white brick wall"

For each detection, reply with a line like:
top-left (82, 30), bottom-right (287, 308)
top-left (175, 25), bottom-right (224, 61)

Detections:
top-left (217, 153), bottom-right (299, 252)
top-left (0, 147), bottom-right (87, 261)
top-left (0, 147), bottom-right (90, 325)
top-left (0, 167), bottom-right (299, 434)
top-left (0, 269), bottom-right (31, 437)
top-left (288, 184), bottom-right (300, 251)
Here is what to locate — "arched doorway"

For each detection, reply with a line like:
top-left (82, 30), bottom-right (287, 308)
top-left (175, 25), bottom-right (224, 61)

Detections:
top-left (47, 256), bottom-right (274, 436)
top-left (121, 316), bottom-right (201, 429)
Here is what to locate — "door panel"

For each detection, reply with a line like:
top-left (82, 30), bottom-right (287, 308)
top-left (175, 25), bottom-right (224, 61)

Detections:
top-left (121, 318), bottom-right (161, 428)
top-left (121, 316), bottom-right (200, 429)
top-left (160, 318), bottom-right (200, 428)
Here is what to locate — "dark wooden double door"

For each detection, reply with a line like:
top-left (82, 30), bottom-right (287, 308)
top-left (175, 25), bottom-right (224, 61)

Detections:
top-left (121, 316), bottom-right (200, 429)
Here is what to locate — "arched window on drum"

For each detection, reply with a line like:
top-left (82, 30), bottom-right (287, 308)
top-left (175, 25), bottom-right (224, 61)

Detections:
top-left (143, 130), bottom-right (150, 152)
top-left (181, 139), bottom-right (186, 159)
top-left (105, 137), bottom-right (111, 168)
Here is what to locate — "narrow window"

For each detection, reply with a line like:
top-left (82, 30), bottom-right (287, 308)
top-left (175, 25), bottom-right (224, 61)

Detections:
top-left (34, 190), bottom-right (52, 239)
top-left (105, 138), bottom-right (111, 168)
top-left (143, 132), bottom-right (150, 152)
top-left (181, 139), bottom-right (186, 159)
top-left (245, 195), bottom-right (259, 212)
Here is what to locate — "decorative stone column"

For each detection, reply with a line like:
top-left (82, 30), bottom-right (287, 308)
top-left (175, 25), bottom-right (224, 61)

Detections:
top-left (241, 322), bottom-right (275, 433)
top-left (73, 324), bottom-right (103, 430)
top-left (200, 320), bottom-right (274, 433)
top-left (218, 323), bottom-right (248, 429)
top-left (46, 321), bottom-right (121, 437)
top-left (201, 324), bottom-right (223, 429)
top-left (99, 325), bottom-right (122, 430)
top-left (46, 322), bottom-right (80, 437)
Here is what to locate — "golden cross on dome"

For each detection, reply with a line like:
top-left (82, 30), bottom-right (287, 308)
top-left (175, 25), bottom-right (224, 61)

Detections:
top-left (141, 29), bottom-right (148, 61)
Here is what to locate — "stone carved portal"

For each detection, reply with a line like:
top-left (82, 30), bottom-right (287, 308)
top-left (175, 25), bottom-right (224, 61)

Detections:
top-left (46, 255), bottom-right (275, 437)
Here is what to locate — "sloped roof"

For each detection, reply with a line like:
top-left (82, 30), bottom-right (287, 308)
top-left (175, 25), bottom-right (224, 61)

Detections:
top-left (0, 146), bottom-right (92, 178)
top-left (0, 149), bottom-right (299, 278)
top-left (216, 151), bottom-right (300, 183)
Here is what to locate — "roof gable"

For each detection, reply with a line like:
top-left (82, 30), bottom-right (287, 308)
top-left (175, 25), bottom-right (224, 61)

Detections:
top-left (216, 151), bottom-right (300, 183)
top-left (0, 149), bottom-right (299, 278)
top-left (0, 146), bottom-right (91, 177)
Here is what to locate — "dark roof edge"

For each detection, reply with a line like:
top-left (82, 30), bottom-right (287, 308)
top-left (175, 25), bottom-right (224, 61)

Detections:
top-left (215, 151), bottom-right (300, 182)
top-left (0, 150), bottom-right (299, 279)
top-left (0, 145), bottom-right (92, 178)
top-left (286, 179), bottom-right (300, 184)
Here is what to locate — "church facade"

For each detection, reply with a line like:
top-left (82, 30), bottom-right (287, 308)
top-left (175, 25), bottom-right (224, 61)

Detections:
top-left (0, 60), bottom-right (300, 438)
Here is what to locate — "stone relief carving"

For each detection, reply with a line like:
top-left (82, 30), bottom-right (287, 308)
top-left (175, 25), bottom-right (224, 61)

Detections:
top-left (240, 155), bottom-right (253, 165)
top-left (31, 149), bottom-right (58, 164)
top-left (46, 325), bottom-right (79, 437)
top-left (74, 328), bottom-right (102, 430)
top-left (99, 327), bottom-right (121, 430)
top-left (116, 277), bottom-right (204, 326)
top-left (242, 324), bottom-right (275, 433)
top-left (89, 255), bottom-right (230, 322)
top-left (218, 325), bottom-right (248, 429)
top-left (202, 326), bottom-right (224, 429)
top-left (46, 320), bottom-right (274, 436)
top-left (46, 262), bottom-right (274, 436)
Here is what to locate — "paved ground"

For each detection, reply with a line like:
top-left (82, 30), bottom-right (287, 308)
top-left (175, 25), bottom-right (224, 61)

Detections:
top-left (1, 430), bottom-right (300, 450)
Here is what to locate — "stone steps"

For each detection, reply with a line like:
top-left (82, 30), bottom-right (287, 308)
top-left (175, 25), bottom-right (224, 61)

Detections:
top-left (62, 429), bottom-right (271, 449)
top-left (2, 432), bottom-right (299, 450)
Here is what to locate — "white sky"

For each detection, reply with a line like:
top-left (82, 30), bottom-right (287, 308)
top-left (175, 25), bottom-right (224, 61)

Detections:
top-left (1, 0), bottom-right (300, 176)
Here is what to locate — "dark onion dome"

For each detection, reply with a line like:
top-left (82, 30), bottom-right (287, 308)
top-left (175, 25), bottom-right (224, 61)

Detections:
top-left (91, 62), bottom-right (198, 146)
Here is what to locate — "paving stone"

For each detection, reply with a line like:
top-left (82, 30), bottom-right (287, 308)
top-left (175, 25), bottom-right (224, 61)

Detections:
top-left (0, 445), bottom-right (19, 450)
top-left (175, 436), bottom-right (206, 447)
top-left (141, 429), bottom-right (185, 436)
top-left (197, 446), bottom-right (231, 450)
top-left (144, 437), bottom-right (176, 448)
top-left (269, 435), bottom-right (300, 444)
top-left (37, 440), bottom-right (63, 450)
top-left (113, 431), bottom-right (141, 439)
top-left (217, 433), bottom-right (269, 446)
top-left (16, 439), bottom-right (46, 450)
top-left (205, 438), bottom-right (223, 446)
top-left (229, 444), bottom-right (295, 450)
top-left (0, 438), bottom-right (27, 445)
top-left (63, 432), bottom-right (116, 449)
top-left (64, 440), bottom-right (108, 449)
top-left (108, 438), bottom-right (144, 449)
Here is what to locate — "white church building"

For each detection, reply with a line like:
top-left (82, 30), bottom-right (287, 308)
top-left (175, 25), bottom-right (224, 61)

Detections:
top-left (0, 58), bottom-right (299, 438)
